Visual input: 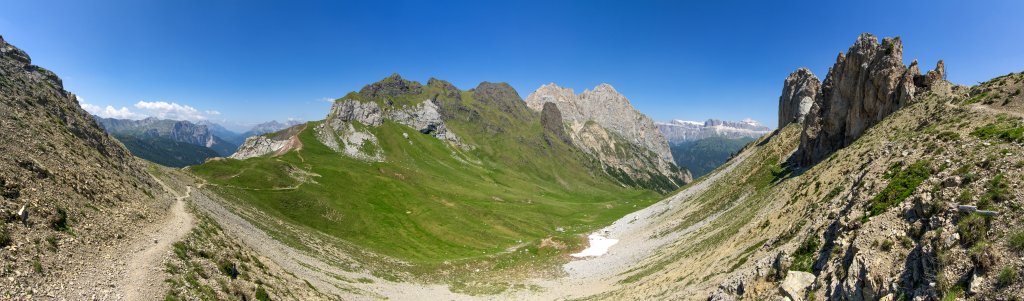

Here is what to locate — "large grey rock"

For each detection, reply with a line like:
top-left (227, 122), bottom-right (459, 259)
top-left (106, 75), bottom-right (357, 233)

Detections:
top-left (780, 271), bottom-right (816, 301)
top-left (778, 68), bottom-right (821, 128)
top-left (797, 33), bottom-right (941, 166)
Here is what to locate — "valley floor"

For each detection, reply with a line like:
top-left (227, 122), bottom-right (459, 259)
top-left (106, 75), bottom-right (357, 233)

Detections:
top-left (131, 147), bottom-right (752, 301)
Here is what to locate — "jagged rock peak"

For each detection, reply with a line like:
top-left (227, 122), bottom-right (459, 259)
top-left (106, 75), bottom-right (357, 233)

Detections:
top-left (778, 68), bottom-right (821, 128)
top-left (796, 33), bottom-right (942, 166)
top-left (525, 82), bottom-right (676, 168)
top-left (358, 73), bottom-right (423, 98)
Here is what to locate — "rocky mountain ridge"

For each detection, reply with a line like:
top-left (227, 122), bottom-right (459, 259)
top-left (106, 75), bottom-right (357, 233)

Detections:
top-left (525, 83), bottom-right (691, 190)
top-left (796, 33), bottom-right (947, 166)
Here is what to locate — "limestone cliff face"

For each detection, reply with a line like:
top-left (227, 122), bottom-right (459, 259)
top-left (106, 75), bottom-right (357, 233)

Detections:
top-left (526, 83), bottom-right (691, 191)
top-left (778, 68), bottom-right (821, 128)
top-left (797, 33), bottom-right (944, 166)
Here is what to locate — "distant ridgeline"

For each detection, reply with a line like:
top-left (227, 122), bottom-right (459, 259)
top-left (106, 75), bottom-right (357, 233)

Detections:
top-left (95, 117), bottom-right (239, 167)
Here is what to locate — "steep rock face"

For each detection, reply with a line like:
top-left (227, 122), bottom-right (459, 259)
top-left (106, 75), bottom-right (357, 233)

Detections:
top-left (778, 68), bottom-right (821, 128)
top-left (658, 119), bottom-right (771, 144)
top-left (526, 83), bottom-right (691, 191)
top-left (540, 102), bottom-right (571, 145)
top-left (797, 33), bottom-right (941, 166)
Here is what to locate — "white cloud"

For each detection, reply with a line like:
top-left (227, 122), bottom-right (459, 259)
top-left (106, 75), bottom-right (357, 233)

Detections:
top-left (81, 103), bottom-right (145, 119)
top-left (133, 101), bottom-right (215, 121)
top-left (78, 99), bottom-right (219, 121)
top-left (319, 97), bottom-right (335, 103)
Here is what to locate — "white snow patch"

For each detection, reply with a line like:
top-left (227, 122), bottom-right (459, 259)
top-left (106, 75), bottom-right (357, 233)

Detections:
top-left (570, 232), bottom-right (619, 258)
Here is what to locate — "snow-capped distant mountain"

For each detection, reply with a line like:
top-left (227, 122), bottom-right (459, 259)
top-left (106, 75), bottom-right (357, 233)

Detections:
top-left (657, 119), bottom-right (772, 144)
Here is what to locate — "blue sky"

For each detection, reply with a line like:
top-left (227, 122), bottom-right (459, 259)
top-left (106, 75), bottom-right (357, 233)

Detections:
top-left (2, 1), bottom-right (1023, 131)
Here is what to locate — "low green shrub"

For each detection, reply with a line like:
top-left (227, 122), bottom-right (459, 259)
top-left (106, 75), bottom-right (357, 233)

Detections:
top-left (997, 266), bottom-right (1018, 287)
top-left (957, 213), bottom-right (988, 247)
top-left (791, 235), bottom-right (821, 273)
top-left (868, 160), bottom-right (932, 217)
top-left (255, 285), bottom-right (271, 301)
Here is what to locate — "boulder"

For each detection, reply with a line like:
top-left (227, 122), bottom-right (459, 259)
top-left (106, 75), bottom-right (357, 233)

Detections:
top-left (780, 271), bottom-right (816, 301)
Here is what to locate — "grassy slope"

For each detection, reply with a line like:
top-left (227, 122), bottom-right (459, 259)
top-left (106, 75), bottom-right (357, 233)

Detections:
top-left (192, 83), bottom-right (661, 268)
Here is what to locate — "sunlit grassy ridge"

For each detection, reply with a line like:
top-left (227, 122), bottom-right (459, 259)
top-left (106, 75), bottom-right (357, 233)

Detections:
top-left (192, 79), bottom-right (662, 265)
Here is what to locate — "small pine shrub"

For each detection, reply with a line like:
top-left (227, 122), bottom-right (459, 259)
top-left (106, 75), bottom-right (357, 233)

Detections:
top-left (997, 266), bottom-right (1018, 287)
top-left (880, 239), bottom-right (894, 251)
top-left (50, 207), bottom-right (68, 231)
top-left (32, 256), bottom-right (43, 274)
top-left (255, 286), bottom-right (271, 301)
top-left (218, 259), bottom-right (238, 279)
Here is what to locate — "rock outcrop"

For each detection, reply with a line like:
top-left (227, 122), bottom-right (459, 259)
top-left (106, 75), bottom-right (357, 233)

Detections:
top-left (778, 68), bottom-right (821, 128)
top-left (526, 83), bottom-right (691, 192)
top-left (658, 119), bottom-right (772, 144)
top-left (796, 33), bottom-right (943, 166)
top-left (540, 102), bottom-right (571, 145)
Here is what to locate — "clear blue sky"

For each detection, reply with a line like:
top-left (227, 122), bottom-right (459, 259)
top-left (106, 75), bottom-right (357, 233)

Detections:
top-left (2, 1), bottom-right (1023, 131)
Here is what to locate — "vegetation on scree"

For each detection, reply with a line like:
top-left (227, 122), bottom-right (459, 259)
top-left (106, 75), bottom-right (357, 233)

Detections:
top-left (971, 119), bottom-right (1024, 143)
top-left (791, 235), bottom-right (820, 273)
top-left (866, 160), bottom-right (932, 218)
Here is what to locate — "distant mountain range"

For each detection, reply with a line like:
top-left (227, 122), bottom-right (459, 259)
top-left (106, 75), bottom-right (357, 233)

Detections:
top-left (658, 118), bottom-right (772, 178)
top-left (656, 118), bottom-right (772, 144)
top-left (94, 117), bottom-right (302, 167)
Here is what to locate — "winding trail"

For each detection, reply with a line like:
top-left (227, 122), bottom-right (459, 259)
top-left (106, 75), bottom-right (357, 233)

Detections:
top-left (118, 176), bottom-right (195, 300)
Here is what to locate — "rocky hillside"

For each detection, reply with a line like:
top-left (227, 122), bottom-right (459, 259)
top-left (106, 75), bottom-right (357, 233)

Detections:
top-left (526, 83), bottom-right (691, 192)
top-left (0, 35), bottom-right (168, 298)
top-left (578, 33), bottom-right (1024, 301)
top-left (658, 118), bottom-right (772, 143)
